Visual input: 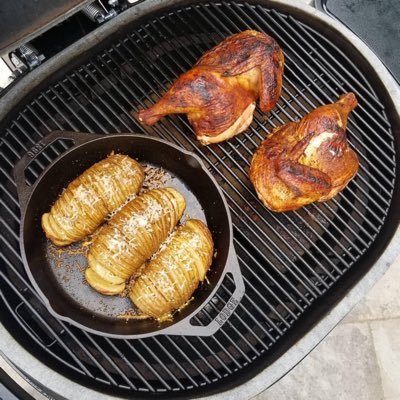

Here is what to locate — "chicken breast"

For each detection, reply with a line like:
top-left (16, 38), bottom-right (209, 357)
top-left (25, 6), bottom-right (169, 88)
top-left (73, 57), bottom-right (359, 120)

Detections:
top-left (249, 93), bottom-right (359, 212)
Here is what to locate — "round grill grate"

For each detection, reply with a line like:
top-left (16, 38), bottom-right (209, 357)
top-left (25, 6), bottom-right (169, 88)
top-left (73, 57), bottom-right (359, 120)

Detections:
top-left (0, 1), bottom-right (397, 398)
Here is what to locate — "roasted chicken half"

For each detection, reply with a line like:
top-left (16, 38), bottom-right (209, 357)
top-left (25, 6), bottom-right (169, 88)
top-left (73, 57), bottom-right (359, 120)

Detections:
top-left (42, 154), bottom-right (144, 246)
top-left (249, 93), bottom-right (359, 212)
top-left (130, 219), bottom-right (214, 320)
top-left (137, 30), bottom-right (284, 145)
top-left (85, 188), bottom-right (186, 295)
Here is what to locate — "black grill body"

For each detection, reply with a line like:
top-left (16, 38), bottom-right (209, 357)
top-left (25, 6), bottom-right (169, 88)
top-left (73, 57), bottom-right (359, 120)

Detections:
top-left (0, 1), bottom-right (399, 399)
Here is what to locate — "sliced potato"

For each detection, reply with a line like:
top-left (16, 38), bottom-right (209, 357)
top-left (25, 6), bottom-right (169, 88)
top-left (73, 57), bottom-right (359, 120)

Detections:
top-left (85, 188), bottom-right (186, 295)
top-left (130, 219), bottom-right (214, 319)
top-left (85, 268), bottom-right (125, 296)
top-left (42, 154), bottom-right (144, 246)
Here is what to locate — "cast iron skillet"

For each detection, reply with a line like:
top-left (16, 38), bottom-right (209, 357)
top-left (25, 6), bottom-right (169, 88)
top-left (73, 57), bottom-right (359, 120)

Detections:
top-left (14, 131), bottom-right (245, 338)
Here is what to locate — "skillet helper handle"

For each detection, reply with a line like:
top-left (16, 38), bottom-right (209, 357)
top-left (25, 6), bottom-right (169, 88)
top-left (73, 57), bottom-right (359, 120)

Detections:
top-left (13, 130), bottom-right (99, 212)
top-left (162, 247), bottom-right (245, 337)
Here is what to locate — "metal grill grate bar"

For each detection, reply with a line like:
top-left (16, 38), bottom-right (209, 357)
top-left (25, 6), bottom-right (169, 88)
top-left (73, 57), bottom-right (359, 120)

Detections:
top-left (324, 200), bottom-right (373, 244)
top-left (107, 339), bottom-right (157, 391)
top-left (191, 337), bottom-right (234, 375)
top-left (49, 87), bottom-right (93, 133)
top-left (7, 123), bottom-right (36, 150)
top-left (42, 92), bottom-right (80, 132)
top-left (2, 133), bottom-right (29, 158)
top-left (193, 313), bottom-right (250, 365)
top-left (214, 291), bottom-right (263, 356)
top-left (0, 2), bottom-right (397, 396)
top-left (289, 16), bottom-right (387, 115)
top-left (76, 51), bottom-right (294, 351)
top-left (106, 36), bottom-right (323, 298)
top-left (236, 240), bottom-right (303, 315)
top-left (237, 232), bottom-right (312, 304)
top-left (203, 2), bottom-right (394, 196)
top-left (65, 75), bottom-right (116, 132)
top-left (33, 97), bottom-right (69, 131)
top-left (226, 302), bottom-right (274, 351)
top-left (151, 337), bottom-right (201, 388)
top-left (57, 81), bottom-right (106, 133)
top-left (202, 3), bottom-right (395, 203)
top-left (221, 280), bottom-right (286, 333)
top-left (267, 8), bottom-right (395, 145)
top-left (178, 336), bottom-right (223, 380)
top-left (303, 206), bottom-right (362, 256)
top-left (137, 339), bottom-right (188, 390)
top-left (192, 314), bottom-right (244, 369)
top-left (1, 134), bottom-right (43, 180)
top-left (128, 26), bottom-right (332, 294)
top-left (163, 336), bottom-right (212, 384)
top-left (83, 334), bottom-right (140, 390)
top-left (72, 71), bottom-right (125, 132)
top-left (0, 258), bottom-right (93, 377)
top-left (180, 4), bottom-right (388, 234)
top-left (19, 110), bottom-right (49, 140)
top-left (0, 239), bottom-right (142, 386)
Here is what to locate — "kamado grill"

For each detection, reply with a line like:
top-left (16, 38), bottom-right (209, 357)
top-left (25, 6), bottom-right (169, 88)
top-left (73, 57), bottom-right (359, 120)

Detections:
top-left (0, 0), bottom-right (399, 399)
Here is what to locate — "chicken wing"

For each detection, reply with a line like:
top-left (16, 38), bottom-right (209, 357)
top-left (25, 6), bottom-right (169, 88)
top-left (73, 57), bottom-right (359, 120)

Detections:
top-left (249, 93), bottom-right (359, 212)
top-left (137, 30), bottom-right (284, 145)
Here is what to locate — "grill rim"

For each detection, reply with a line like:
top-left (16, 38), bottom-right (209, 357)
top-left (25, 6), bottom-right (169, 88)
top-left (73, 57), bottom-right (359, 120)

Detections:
top-left (0, 0), bottom-right (399, 399)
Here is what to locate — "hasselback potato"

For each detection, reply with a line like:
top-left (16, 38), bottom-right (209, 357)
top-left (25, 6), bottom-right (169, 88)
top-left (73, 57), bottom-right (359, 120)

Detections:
top-left (86, 188), bottom-right (186, 295)
top-left (129, 219), bottom-right (214, 320)
top-left (42, 154), bottom-right (144, 246)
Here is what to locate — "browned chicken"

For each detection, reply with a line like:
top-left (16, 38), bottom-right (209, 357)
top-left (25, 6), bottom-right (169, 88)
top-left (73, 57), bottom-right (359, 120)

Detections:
top-left (249, 93), bottom-right (359, 212)
top-left (137, 30), bottom-right (284, 145)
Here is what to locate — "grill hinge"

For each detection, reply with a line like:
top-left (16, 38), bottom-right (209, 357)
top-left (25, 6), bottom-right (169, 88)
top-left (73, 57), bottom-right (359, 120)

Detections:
top-left (82, 2), bottom-right (118, 24)
top-left (0, 42), bottom-right (45, 91)
top-left (17, 43), bottom-right (45, 70)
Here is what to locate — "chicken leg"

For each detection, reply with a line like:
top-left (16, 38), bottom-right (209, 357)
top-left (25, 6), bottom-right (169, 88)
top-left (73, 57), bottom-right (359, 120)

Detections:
top-left (137, 30), bottom-right (284, 145)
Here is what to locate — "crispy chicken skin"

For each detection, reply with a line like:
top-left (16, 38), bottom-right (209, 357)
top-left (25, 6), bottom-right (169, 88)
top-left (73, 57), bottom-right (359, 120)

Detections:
top-left (137, 30), bottom-right (284, 145)
top-left (249, 93), bottom-right (359, 212)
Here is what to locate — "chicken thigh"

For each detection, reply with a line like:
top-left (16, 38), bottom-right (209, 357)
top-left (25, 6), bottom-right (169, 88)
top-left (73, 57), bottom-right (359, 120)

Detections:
top-left (137, 30), bottom-right (284, 145)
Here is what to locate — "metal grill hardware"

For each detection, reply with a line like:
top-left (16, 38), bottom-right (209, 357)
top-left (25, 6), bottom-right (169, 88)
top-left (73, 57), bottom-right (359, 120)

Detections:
top-left (0, 1), bottom-right (397, 398)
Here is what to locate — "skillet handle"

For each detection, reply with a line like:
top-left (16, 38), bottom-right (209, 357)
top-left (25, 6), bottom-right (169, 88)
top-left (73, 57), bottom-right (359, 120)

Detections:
top-left (162, 246), bottom-right (245, 337)
top-left (13, 130), bottom-right (100, 212)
